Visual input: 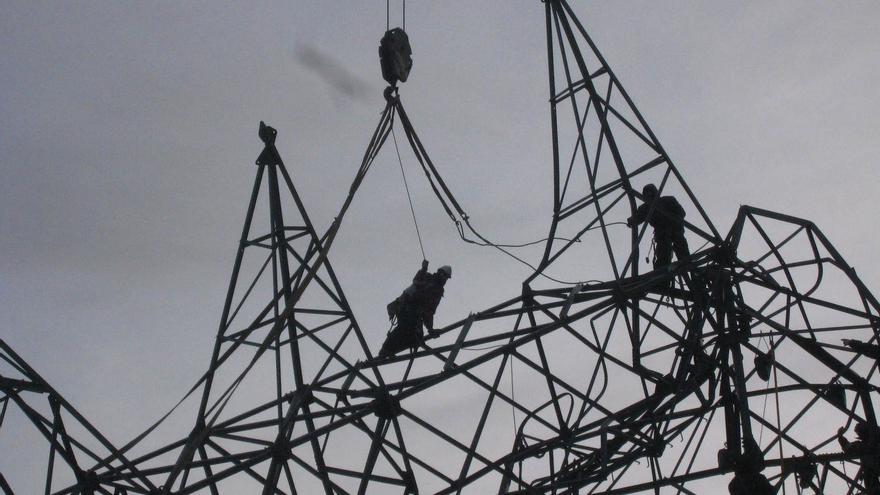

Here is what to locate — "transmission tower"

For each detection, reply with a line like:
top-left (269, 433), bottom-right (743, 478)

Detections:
top-left (3, 1), bottom-right (880, 494)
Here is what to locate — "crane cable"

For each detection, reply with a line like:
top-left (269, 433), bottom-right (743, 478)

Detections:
top-left (392, 125), bottom-right (427, 260)
top-left (386, 0), bottom-right (406, 31)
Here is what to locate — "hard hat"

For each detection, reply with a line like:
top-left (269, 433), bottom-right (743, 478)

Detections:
top-left (438, 265), bottom-right (452, 278)
top-left (642, 183), bottom-right (658, 199)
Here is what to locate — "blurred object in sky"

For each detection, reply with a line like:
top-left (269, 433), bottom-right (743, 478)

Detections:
top-left (295, 44), bottom-right (371, 103)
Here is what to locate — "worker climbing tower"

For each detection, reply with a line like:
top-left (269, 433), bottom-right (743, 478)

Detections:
top-left (530, 0), bottom-right (719, 286)
top-left (6, 2), bottom-right (880, 494)
top-left (126, 121), bottom-right (427, 494)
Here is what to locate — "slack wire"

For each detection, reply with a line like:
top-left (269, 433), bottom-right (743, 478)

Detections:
top-left (457, 220), bottom-right (629, 285)
top-left (392, 96), bottom-right (636, 285)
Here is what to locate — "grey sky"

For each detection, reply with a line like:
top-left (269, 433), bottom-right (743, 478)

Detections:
top-left (2, 1), bottom-right (879, 491)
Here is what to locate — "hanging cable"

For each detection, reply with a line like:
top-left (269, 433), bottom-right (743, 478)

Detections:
top-left (454, 217), bottom-right (605, 285)
top-left (392, 126), bottom-right (427, 260)
top-left (459, 223), bottom-right (621, 248)
top-left (392, 97), bottom-right (621, 284)
top-left (386, 0), bottom-right (405, 30)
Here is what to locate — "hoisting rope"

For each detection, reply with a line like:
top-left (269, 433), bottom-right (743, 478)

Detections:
top-left (386, 0), bottom-right (406, 31)
top-left (392, 126), bottom-right (427, 260)
top-left (390, 94), bottom-right (627, 284)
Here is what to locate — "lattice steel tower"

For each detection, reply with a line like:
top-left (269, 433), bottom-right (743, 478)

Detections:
top-left (3, 2), bottom-right (880, 494)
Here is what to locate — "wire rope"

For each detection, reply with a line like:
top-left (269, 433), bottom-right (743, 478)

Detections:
top-left (456, 220), bottom-right (628, 285)
top-left (386, 0), bottom-right (405, 31)
top-left (392, 127), bottom-right (427, 260)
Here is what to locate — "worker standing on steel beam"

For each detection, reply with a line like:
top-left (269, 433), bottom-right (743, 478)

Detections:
top-left (380, 260), bottom-right (451, 358)
top-left (838, 423), bottom-right (880, 490)
top-left (627, 183), bottom-right (690, 270)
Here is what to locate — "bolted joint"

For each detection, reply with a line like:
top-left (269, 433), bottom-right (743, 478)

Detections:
top-left (372, 390), bottom-right (402, 420)
top-left (81, 470), bottom-right (99, 491)
top-left (558, 425), bottom-right (573, 443)
top-left (611, 286), bottom-right (631, 307)
top-left (522, 284), bottom-right (535, 308)
top-left (286, 386), bottom-right (314, 406)
top-left (654, 373), bottom-right (678, 396)
top-left (269, 441), bottom-right (290, 461)
top-left (646, 439), bottom-right (666, 458)
top-left (710, 242), bottom-right (737, 265)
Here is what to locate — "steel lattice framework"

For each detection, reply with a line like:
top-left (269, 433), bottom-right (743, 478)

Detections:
top-left (3, 1), bottom-right (880, 494)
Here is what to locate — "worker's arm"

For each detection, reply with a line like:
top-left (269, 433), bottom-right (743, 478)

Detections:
top-left (627, 204), bottom-right (648, 227)
top-left (838, 427), bottom-right (851, 450)
top-left (424, 284), bottom-right (444, 335)
top-left (667, 197), bottom-right (686, 221)
top-left (413, 260), bottom-right (430, 284)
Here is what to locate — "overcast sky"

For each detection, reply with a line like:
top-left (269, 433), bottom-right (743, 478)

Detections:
top-left (2, 1), bottom-right (879, 491)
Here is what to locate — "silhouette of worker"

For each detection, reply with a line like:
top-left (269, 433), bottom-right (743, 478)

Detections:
top-left (839, 423), bottom-right (880, 486)
top-left (627, 184), bottom-right (690, 269)
top-left (379, 260), bottom-right (451, 358)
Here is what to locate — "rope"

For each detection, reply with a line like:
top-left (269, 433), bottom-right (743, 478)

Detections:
top-left (457, 231), bottom-right (583, 249)
top-left (456, 220), bottom-right (626, 285)
top-left (391, 97), bottom-right (638, 285)
top-left (392, 127), bottom-right (427, 260)
top-left (386, 0), bottom-right (405, 30)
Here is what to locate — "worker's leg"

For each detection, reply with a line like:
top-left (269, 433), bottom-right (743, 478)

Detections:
top-left (672, 232), bottom-right (690, 263)
top-left (381, 322), bottom-right (411, 357)
top-left (379, 325), bottom-right (404, 357)
top-left (380, 312), bottom-right (420, 357)
top-left (653, 234), bottom-right (672, 269)
top-left (406, 322), bottom-right (426, 352)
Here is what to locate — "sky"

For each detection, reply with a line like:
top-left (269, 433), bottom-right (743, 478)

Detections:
top-left (2, 1), bottom-right (879, 492)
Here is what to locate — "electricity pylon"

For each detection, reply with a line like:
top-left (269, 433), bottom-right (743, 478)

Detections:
top-left (0, 340), bottom-right (157, 494)
top-left (5, 1), bottom-right (880, 494)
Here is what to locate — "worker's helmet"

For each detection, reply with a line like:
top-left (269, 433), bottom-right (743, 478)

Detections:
top-left (438, 265), bottom-right (452, 279)
top-left (642, 183), bottom-right (658, 200)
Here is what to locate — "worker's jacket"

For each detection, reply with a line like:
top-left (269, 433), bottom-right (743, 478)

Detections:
top-left (387, 267), bottom-right (445, 331)
top-left (631, 196), bottom-right (686, 235)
